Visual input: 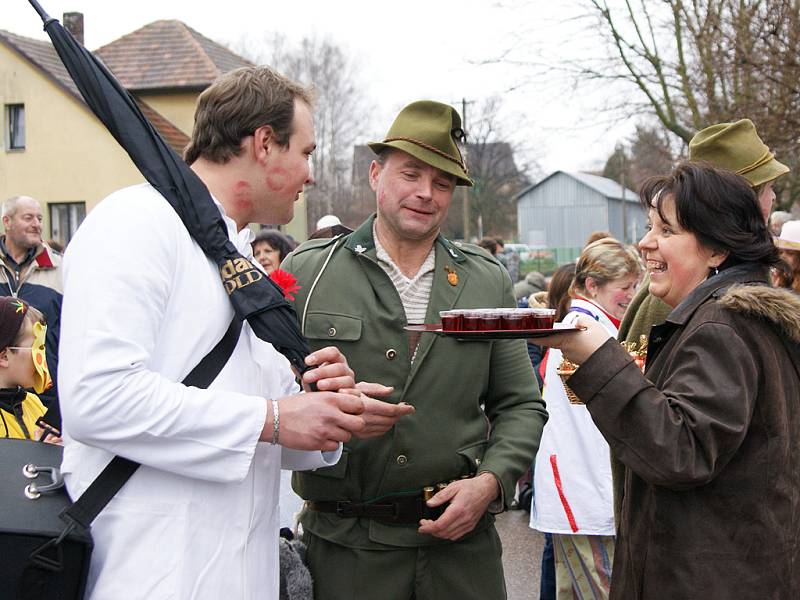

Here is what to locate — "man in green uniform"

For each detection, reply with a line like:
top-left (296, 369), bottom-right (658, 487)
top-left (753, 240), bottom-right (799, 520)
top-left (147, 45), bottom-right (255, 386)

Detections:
top-left (283, 101), bottom-right (547, 600)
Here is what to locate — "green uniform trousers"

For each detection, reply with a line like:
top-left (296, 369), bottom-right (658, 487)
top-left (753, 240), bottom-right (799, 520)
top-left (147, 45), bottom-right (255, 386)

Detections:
top-left (304, 526), bottom-right (508, 600)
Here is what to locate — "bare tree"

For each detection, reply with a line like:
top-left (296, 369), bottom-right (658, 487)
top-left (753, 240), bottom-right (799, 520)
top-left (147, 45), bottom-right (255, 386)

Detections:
top-left (233, 33), bottom-right (374, 231)
top-left (603, 142), bottom-right (630, 184)
top-left (604, 124), bottom-right (675, 191)
top-left (628, 124), bottom-right (675, 187)
top-left (443, 97), bottom-right (541, 240)
top-left (578, 0), bottom-right (800, 208)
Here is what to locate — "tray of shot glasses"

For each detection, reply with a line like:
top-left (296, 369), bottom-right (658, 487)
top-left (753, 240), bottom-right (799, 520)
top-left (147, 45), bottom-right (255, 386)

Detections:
top-left (404, 308), bottom-right (585, 340)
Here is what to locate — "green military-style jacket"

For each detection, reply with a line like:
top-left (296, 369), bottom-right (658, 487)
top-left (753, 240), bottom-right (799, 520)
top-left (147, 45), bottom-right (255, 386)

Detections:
top-left (283, 216), bottom-right (548, 549)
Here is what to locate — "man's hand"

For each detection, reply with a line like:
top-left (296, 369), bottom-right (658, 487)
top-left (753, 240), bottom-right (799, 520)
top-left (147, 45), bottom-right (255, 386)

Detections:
top-left (300, 346), bottom-right (355, 392)
top-left (417, 472), bottom-right (499, 540)
top-left (262, 392), bottom-right (365, 452)
top-left (341, 382), bottom-right (415, 439)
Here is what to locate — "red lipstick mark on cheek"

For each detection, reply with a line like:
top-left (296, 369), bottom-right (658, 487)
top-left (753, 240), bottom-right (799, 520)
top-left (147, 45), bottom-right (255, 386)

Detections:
top-left (266, 167), bottom-right (289, 192)
top-left (233, 181), bottom-right (253, 212)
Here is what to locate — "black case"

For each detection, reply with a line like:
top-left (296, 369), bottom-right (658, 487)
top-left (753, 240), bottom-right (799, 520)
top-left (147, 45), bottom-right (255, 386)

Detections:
top-left (0, 439), bottom-right (92, 600)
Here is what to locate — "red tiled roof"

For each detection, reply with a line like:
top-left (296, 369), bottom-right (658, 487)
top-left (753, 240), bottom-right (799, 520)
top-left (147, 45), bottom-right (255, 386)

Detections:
top-left (0, 29), bottom-right (189, 153)
top-left (136, 98), bottom-right (190, 153)
top-left (94, 20), bottom-right (253, 91)
top-left (0, 30), bottom-right (81, 98)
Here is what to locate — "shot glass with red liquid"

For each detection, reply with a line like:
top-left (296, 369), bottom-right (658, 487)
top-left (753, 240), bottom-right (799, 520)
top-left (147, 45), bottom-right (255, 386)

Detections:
top-left (480, 310), bottom-right (502, 331)
top-left (440, 310), bottom-right (463, 332)
top-left (501, 309), bottom-right (527, 330)
top-left (461, 310), bottom-right (483, 331)
top-left (517, 309), bottom-right (536, 330)
top-left (530, 308), bottom-right (556, 329)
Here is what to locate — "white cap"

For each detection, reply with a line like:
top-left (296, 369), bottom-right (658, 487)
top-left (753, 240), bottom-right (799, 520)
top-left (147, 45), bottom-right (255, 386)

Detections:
top-left (776, 220), bottom-right (800, 251)
top-left (316, 214), bottom-right (341, 229)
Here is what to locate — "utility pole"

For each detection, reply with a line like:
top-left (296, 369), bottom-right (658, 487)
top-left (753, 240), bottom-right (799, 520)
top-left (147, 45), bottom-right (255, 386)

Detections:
top-left (621, 150), bottom-right (628, 244)
top-left (461, 98), bottom-right (471, 241)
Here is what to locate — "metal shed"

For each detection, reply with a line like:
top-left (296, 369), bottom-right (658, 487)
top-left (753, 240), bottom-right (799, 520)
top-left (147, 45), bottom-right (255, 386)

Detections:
top-left (515, 171), bottom-right (646, 252)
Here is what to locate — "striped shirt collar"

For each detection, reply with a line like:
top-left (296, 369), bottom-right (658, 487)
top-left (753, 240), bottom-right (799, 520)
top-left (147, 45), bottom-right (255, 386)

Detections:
top-left (373, 223), bottom-right (436, 327)
top-left (373, 223), bottom-right (436, 284)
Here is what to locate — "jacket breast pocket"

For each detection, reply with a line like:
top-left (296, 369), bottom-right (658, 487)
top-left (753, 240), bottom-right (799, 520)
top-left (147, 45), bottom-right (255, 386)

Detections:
top-left (304, 312), bottom-right (362, 342)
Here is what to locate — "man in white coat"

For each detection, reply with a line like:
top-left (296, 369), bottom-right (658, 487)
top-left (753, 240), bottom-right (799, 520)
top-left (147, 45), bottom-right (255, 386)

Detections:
top-left (59, 66), bottom-right (407, 599)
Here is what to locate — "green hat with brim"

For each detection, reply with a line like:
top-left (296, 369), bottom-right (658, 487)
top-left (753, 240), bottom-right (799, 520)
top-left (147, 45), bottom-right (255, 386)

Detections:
top-left (688, 119), bottom-right (789, 188)
top-left (368, 100), bottom-right (473, 187)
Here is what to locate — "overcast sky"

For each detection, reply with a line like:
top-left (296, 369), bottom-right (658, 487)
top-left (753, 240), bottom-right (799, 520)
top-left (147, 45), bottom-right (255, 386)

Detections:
top-left (5, 0), bottom-right (636, 178)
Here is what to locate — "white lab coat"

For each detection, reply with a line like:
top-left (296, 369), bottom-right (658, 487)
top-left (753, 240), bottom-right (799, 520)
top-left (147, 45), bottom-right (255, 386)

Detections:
top-left (59, 184), bottom-right (339, 599)
top-left (529, 298), bottom-right (617, 536)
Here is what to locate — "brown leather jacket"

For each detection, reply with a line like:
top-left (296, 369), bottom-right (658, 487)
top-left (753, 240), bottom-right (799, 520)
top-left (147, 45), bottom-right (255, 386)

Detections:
top-left (570, 264), bottom-right (800, 599)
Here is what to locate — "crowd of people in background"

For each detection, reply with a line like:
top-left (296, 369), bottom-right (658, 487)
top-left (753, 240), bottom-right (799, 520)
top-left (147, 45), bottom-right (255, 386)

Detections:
top-left (510, 119), bottom-right (800, 600)
top-left (3, 63), bottom-right (800, 600)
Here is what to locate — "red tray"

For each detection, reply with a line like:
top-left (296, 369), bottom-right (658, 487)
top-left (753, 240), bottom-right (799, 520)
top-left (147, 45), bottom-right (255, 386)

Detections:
top-left (404, 323), bottom-right (585, 340)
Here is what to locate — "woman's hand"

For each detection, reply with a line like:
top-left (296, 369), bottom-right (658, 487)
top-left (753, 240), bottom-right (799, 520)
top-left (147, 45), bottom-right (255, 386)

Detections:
top-left (532, 316), bottom-right (613, 364)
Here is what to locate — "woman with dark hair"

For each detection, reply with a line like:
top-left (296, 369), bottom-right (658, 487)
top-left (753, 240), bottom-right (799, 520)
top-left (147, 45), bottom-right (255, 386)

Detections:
top-left (538, 162), bottom-right (800, 599)
top-left (525, 263), bottom-right (578, 383)
top-left (524, 262), bottom-right (577, 600)
top-left (252, 229), bottom-right (294, 274)
top-left (547, 262), bottom-right (578, 322)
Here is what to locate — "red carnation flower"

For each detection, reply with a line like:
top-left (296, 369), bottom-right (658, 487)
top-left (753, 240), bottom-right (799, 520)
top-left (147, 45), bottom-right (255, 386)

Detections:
top-left (269, 269), bottom-right (301, 301)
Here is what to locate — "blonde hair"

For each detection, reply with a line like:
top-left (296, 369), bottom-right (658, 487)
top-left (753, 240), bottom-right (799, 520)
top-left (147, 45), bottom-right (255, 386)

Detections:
top-left (571, 237), bottom-right (643, 297)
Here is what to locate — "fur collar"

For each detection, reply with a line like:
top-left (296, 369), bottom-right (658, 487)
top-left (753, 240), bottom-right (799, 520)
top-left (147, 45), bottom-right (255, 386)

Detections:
top-left (719, 285), bottom-right (800, 343)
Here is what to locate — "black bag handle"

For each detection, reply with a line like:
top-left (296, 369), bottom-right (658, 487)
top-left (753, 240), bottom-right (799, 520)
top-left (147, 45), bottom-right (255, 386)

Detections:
top-left (60, 317), bottom-right (243, 530)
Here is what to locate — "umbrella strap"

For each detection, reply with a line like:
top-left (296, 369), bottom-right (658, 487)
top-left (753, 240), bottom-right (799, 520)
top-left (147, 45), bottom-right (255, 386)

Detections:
top-left (301, 236), bottom-right (344, 335)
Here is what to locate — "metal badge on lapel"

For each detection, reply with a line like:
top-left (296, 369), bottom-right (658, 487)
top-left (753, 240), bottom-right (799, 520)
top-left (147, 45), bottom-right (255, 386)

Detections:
top-left (445, 266), bottom-right (458, 286)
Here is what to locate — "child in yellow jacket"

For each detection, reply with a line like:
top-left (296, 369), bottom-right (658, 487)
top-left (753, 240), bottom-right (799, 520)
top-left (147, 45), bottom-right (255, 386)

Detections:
top-left (0, 296), bottom-right (58, 442)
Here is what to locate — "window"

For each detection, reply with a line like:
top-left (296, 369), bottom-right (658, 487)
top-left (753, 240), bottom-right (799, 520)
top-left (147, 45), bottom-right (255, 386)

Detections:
top-left (49, 202), bottom-right (86, 247)
top-left (5, 104), bottom-right (25, 150)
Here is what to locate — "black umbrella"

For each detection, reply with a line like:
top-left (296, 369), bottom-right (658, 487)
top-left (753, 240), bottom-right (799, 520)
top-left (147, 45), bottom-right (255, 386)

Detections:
top-left (27, 1), bottom-right (314, 379)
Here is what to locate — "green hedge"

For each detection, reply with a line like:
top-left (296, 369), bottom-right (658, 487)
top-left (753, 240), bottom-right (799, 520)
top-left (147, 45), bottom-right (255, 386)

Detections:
top-left (519, 247), bottom-right (581, 277)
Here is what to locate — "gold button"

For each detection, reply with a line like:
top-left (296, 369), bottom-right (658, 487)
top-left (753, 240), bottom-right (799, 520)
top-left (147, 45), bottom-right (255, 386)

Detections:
top-left (328, 327), bottom-right (336, 337)
top-left (396, 454), bottom-right (408, 465)
top-left (386, 348), bottom-right (397, 360)
top-left (475, 458), bottom-right (482, 465)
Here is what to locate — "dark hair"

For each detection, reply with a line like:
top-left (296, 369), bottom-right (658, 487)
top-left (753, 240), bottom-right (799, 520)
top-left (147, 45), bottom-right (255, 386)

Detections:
top-left (549, 263), bottom-right (577, 322)
top-left (252, 229), bottom-right (294, 264)
top-left (639, 162), bottom-right (781, 271)
top-left (374, 148), bottom-right (391, 167)
top-left (184, 66), bottom-right (314, 165)
top-left (478, 237), bottom-right (498, 256)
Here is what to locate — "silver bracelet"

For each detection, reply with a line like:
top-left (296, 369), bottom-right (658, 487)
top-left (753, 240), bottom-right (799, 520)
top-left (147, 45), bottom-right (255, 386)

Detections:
top-left (270, 399), bottom-right (280, 445)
